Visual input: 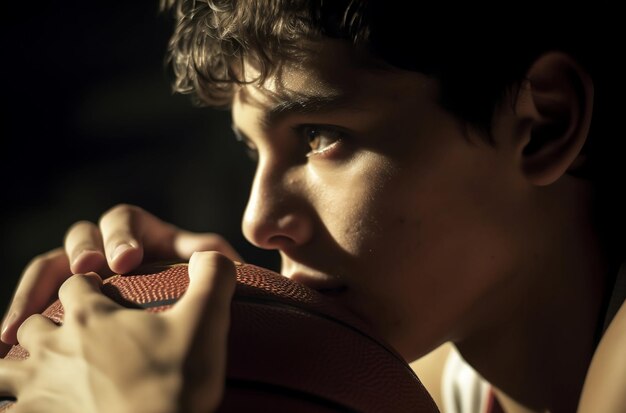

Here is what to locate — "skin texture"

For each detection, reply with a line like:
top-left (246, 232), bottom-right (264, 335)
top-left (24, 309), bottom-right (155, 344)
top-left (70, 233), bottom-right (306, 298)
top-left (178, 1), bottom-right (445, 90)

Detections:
top-left (0, 205), bottom-right (241, 355)
top-left (577, 294), bottom-right (626, 413)
top-left (0, 251), bottom-right (235, 413)
top-left (0, 39), bottom-right (619, 412)
top-left (231, 41), bottom-right (610, 412)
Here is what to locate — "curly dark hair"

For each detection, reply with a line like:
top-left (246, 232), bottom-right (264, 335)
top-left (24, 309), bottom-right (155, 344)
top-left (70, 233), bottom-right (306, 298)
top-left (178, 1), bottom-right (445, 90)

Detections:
top-left (161, 2), bottom-right (614, 143)
top-left (161, 1), bottom-right (360, 105)
top-left (160, 0), bottom-right (624, 257)
top-left (161, 1), bottom-right (620, 179)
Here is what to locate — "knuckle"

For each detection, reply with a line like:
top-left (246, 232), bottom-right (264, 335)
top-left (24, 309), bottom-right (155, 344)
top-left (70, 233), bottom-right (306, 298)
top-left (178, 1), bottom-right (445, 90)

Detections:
top-left (66, 303), bottom-right (89, 326)
top-left (17, 314), bottom-right (38, 333)
top-left (66, 296), bottom-right (110, 326)
top-left (99, 203), bottom-right (141, 225)
top-left (69, 241), bottom-right (98, 254)
top-left (206, 233), bottom-right (227, 245)
top-left (58, 273), bottom-right (79, 294)
top-left (8, 294), bottom-right (26, 313)
top-left (17, 314), bottom-right (47, 342)
top-left (191, 252), bottom-right (237, 290)
top-left (58, 274), bottom-right (90, 301)
top-left (60, 273), bottom-right (100, 292)
top-left (12, 366), bottom-right (29, 393)
top-left (13, 248), bottom-right (68, 312)
top-left (27, 252), bottom-right (52, 270)
top-left (64, 221), bottom-right (99, 249)
top-left (25, 248), bottom-right (65, 274)
top-left (194, 251), bottom-right (233, 269)
top-left (66, 220), bottom-right (95, 235)
top-left (202, 234), bottom-right (233, 251)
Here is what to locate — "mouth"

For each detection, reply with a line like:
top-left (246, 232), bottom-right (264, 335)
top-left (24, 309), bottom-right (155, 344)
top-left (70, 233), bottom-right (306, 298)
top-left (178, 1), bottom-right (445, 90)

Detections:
top-left (285, 272), bottom-right (348, 296)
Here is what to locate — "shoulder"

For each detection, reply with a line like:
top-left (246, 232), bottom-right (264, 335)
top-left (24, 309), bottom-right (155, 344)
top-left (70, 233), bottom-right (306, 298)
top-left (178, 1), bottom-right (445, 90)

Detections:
top-left (578, 298), bottom-right (626, 413)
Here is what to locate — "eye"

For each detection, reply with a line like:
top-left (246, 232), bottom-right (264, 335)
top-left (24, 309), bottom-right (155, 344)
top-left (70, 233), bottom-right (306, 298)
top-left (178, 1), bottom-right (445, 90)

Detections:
top-left (295, 125), bottom-right (345, 157)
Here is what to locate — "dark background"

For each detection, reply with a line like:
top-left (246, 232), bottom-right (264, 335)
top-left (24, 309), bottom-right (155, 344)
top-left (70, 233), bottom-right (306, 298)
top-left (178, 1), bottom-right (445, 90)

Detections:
top-left (0, 2), bottom-right (279, 310)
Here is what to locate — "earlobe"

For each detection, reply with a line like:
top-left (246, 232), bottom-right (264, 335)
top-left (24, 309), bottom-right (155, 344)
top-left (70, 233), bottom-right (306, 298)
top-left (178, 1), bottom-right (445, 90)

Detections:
top-left (512, 51), bottom-right (594, 186)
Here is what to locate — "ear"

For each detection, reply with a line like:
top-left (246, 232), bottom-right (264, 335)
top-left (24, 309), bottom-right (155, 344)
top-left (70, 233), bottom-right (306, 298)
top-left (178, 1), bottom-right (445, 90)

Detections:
top-left (501, 51), bottom-right (594, 186)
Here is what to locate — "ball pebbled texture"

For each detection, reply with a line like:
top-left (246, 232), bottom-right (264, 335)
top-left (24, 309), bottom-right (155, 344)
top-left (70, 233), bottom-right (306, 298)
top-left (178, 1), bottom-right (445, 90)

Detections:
top-left (0, 262), bottom-right (439, 412)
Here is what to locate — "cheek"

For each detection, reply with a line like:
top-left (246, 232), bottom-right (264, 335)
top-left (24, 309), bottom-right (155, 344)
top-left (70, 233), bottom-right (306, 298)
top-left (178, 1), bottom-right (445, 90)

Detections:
top-left (343, 160), bottom-right (520, 351)
top-left (311, 155), bottom-right (397, 257)
top-left (316, 185), bottom-right (385, 258)
top-left (375, 160), bottom-right (518, 288)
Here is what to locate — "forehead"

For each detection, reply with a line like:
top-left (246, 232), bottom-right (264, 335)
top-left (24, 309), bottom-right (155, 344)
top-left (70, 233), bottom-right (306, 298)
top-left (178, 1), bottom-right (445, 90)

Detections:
top-left (232, 39), bottom-right (439, 124)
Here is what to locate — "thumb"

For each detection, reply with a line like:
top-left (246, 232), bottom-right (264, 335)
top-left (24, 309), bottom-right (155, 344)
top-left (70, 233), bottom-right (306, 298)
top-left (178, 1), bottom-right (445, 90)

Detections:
top-left (167, 251), bottom-right (236, 411)
top-left (167, 251), bottom-right (236, 353)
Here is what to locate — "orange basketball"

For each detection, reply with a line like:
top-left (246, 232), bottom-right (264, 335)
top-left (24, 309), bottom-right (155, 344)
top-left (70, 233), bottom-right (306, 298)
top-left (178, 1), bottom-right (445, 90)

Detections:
top-left (0, 263), bottom-right (438, 412)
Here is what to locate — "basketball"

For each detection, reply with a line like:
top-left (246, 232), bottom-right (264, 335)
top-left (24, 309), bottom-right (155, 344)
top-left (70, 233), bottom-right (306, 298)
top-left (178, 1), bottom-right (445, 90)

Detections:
top-left (0, 263), bottom-right (438, 412)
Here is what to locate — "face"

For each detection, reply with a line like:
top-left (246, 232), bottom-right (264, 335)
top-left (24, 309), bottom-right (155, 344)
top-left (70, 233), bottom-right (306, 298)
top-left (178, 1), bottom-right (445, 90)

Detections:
top-left (231, 40), bottom-right (529, 360)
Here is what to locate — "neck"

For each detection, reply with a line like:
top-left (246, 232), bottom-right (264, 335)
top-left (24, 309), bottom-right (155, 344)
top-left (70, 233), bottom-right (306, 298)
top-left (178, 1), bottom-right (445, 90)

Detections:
top-left (456, 180), bottom-right (614, 413)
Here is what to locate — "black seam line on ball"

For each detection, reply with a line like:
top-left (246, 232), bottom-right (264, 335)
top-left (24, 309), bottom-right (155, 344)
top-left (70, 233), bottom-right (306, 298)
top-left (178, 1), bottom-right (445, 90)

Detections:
top-left (224, 378), bottom-right (358, 412)
top-left (235, 296), bottom-right (419, 381)
top-left (123, 295), bottom-right (418, 381)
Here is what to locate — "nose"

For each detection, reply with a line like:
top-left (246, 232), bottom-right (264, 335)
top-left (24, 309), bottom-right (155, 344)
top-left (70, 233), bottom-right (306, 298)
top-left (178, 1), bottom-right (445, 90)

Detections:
top-left (242, 161), bottom-right (313, 250)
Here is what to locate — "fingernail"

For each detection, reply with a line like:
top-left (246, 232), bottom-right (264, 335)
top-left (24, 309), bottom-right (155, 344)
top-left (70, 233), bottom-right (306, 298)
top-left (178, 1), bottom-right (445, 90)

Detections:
top-left (1, 312), bottom-right (16, 341)
top-left (112, 243), bottom-right (133, 261)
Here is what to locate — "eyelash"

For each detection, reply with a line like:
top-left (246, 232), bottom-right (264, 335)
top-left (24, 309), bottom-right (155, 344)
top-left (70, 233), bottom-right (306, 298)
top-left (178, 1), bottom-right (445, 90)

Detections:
top-left (292, 124), bottom-right (345, 158)
top-left (233, 124), bottom-right (347, 161)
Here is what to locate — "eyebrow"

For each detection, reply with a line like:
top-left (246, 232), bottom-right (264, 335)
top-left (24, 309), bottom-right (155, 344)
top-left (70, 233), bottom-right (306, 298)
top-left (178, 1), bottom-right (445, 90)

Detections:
top-left (261, 92), bottom-right (360, 128)
top-left (231, 91), bottom-right (362, 143)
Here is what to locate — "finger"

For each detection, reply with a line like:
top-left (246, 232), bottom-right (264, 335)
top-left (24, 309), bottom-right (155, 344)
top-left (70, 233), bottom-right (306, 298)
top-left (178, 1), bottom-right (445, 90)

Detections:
top-left (173, 231), bottom-right (243, 262)
top-left (168, 252), bottom-right (236, 410)
top-left (98, 204), bottom-right (148, 274)
top-left (167, 252), bottom-right (235, 343)
top-left (0, 359), bottom-right (26, 397)
top-left (16, 315), bottom-right (57, 350)
top-left (57, 273), bottom-right (116, 321)
top-left (64, 220), bottom-right (107, 275)
top-left (99, 204), bottom-right (241, 273)
top-left (1, 249), bottom-right (69, 346)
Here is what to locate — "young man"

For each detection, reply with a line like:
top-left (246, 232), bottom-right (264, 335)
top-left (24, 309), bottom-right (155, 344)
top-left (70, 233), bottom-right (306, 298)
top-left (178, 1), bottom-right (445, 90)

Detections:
top-left (0, 1), bottom-right (624, 412)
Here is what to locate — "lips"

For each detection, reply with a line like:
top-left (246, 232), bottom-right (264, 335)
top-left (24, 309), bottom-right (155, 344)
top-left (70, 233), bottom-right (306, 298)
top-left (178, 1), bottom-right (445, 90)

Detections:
top-left (284, 272), bottom-right (347, 295)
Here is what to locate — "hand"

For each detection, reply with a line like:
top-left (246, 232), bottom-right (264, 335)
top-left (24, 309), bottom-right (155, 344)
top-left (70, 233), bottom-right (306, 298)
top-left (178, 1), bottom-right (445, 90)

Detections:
top-left (1, 204), bottom-right (241, 356)
top-left (0, 251), bottom-right (236, 413)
